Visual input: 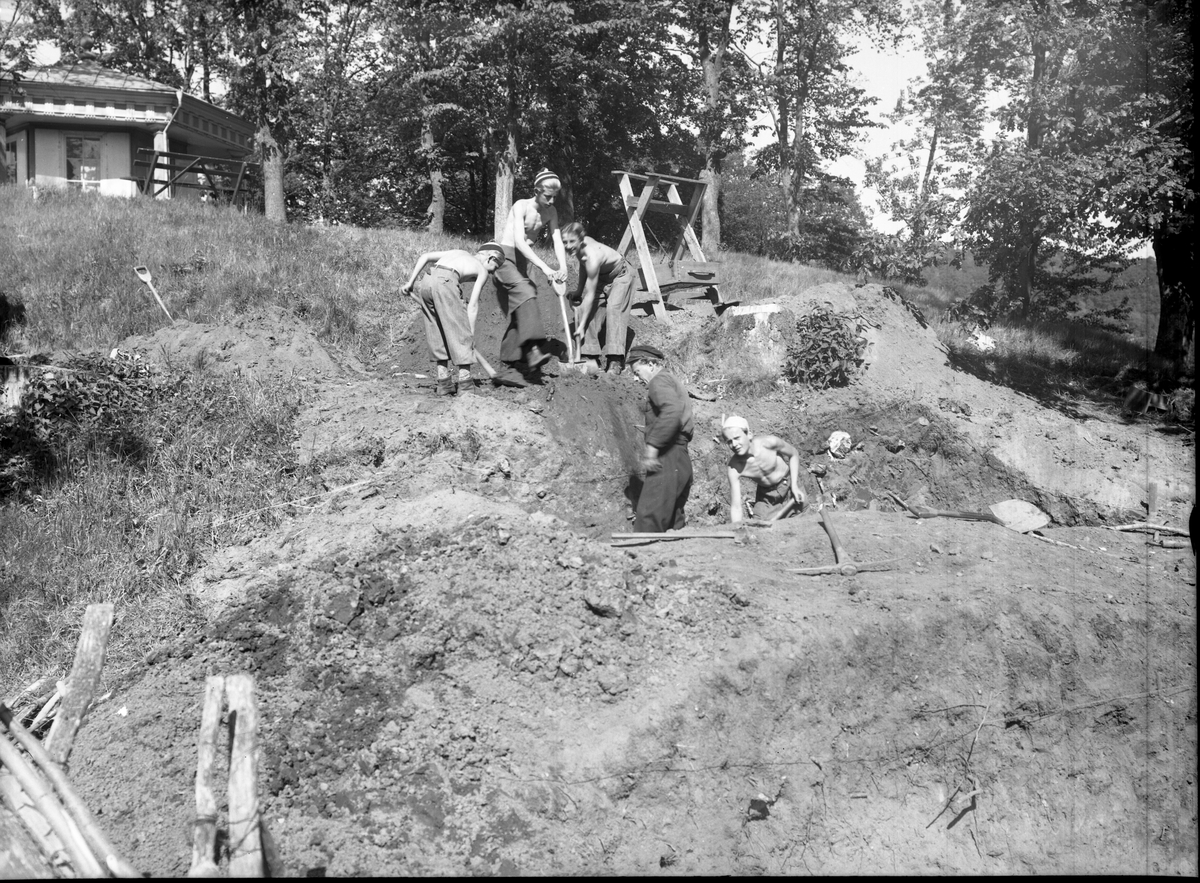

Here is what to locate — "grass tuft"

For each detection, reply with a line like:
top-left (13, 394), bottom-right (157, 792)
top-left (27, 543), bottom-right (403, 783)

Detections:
top-left (1, 361), bottom-right (314, 693)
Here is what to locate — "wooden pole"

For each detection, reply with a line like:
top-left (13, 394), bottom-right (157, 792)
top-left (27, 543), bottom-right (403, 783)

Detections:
top-left (46, 603), bottom-right (114, 766)
top-left (0, 705), bottom-right (139, 877)
top-left (0, 734), bottom-right (103, 877)
top-left (610, 531), bottom-right (737, 541)
top-left (188, 677), bottom-right (224, 878)
top-left (0, 800), bottom-right (53, 878)
top-left (226, 675), bottom-right (263, 877)
top-left (0, 773), bottom-right (65, 876)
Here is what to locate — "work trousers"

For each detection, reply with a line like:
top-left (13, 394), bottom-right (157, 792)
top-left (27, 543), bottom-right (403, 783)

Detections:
top-left (753, 476), bottom-right (796, 519)
top-left (634, 443), bottom-right (693, 533)
top-left (577, 259), bottom-right (636, 359)
top-left (493, 245), bottom-right (548, 363)
top-left (417, 267), bottom-right (473, 365)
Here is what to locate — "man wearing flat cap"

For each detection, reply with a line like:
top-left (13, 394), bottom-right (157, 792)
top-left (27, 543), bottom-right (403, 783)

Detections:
top-left (628, 345), bottom-right (694, 532)
top-left (495, 169), bottom-right (570, 382)
top-left (400, 242), bottom-right (517, 395)
top-left (721, 414), bottom-right (806, 522)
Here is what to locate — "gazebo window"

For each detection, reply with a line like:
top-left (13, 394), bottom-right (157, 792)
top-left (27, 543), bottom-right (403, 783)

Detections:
top-left (66, 134), bottom-right (101, 190)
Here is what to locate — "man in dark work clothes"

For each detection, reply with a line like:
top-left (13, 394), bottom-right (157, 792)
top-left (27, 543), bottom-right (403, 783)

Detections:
top-left (627, 345), bottom-right (693, 532)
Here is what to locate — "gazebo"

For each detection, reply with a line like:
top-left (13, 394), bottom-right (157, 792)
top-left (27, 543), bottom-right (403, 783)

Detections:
top-left (1, 59), bottom-right (256, 201)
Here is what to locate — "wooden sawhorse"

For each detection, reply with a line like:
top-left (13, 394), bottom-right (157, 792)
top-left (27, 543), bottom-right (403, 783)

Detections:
top-left (614, 170), bottom-right (733, 322)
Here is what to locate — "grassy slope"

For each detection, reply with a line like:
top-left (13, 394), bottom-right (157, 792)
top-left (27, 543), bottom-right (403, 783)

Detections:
top-left (0, 188), bottom-right (1173, 694)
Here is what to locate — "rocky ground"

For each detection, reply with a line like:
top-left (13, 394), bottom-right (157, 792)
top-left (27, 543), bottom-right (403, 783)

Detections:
top-left (56, 281), bottom-right (1198, 874)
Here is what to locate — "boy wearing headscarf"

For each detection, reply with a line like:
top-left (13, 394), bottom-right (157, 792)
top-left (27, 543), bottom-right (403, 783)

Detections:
top-left (721, 415), bottom-right (807, 522)
top-left (400, 242), bottom-right (519, 395)
top-left (495, 169), bottom-right (570, 382)
top-left (628, 345), bottom-right (693, 532)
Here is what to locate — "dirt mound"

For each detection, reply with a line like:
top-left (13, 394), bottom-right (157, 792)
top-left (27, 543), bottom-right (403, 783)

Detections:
top-left (64, 496), bottom-right (1195, 875)
top-left (26, 287), bottom-right (1195, 877)
top-left (119, 306), bottom-right (354, 380)
top-left (694, 281), bottom-right (1192, 524)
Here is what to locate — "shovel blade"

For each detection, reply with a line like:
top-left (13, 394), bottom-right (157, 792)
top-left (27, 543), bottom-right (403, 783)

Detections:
top-left (989, 499), bottom-right (1050, 533)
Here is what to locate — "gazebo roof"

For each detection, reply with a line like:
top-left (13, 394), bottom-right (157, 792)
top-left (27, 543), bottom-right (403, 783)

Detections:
top-left (21, 60), bottom-right (175, 94)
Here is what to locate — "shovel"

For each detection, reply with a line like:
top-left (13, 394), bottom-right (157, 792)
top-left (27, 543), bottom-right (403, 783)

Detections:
top-left (133, 266), bottom-right (174, 321)
top-left (552, 280), bottom-right (575, 364)
top-left (890, 493), bottom-right (1049, 533)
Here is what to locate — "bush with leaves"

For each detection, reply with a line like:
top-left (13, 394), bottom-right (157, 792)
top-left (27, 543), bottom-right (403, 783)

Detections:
top-left (781, 306), bottom-right (868, 389)
top-left (0, 352), bottom-right (177, 496)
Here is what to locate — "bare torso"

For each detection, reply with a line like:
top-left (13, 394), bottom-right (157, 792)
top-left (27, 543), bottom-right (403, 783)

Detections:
top-left (433, 250), bottom-right (485, 281)
top-left (580, 236), bottom-right (623, 278)
top-left (500, 197), bottom-right (555, 248)
top-left (728, 437), bottom-right (789, 488)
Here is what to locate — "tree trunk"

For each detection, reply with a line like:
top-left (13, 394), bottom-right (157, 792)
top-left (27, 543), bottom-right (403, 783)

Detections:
top-left (259, 123), bottom-right (287, 223)
top-left (493, 55), bottom-right (519, 241)
top-left (1152, 224), bottom-right (1195, 375)
top-left (423, 114), bottom-right (445, 234)
top-left (774, 0), bottom-right (794, 244)
top-left (698, 1), bottom-right (734, 258)
top-left (1015, 234), bottom-right (1040, 319)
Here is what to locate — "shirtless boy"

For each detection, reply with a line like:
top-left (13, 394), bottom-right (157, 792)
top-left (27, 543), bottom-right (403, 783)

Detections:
top-left (722, 415), bottom-right (807, 522)
top-left (562, 220), bottom-right (636, 375)
top-left (400, 242), bottom-right (515, 395)
top-left (495, 169), bottom-right (570, 381)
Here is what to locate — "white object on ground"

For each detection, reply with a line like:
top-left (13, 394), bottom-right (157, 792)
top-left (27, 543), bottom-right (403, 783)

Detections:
top-left (828, 431), bottom-right (853, 458)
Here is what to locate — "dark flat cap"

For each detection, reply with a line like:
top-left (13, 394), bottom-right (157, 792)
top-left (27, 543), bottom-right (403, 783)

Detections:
top-left (626, 344), bottom-right (665, 364)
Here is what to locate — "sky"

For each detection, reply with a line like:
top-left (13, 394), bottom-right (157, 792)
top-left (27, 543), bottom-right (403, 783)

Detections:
top-left (742, 31), bottom-right (929, 234)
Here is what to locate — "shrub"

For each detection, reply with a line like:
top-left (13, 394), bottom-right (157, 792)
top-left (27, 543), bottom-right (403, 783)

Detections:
top-left (780, 306), bottom-right (868, 389)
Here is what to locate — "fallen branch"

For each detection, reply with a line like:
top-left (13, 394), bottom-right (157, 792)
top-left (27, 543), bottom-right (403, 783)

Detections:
top-left (26, 690), bottom-right (61, 734)
top-left (46, 603), bottom-right (114, 766)
top-left (0, 771), bottom-right (70, 875)
top-left (0, 797), bottom-right (50, 878)
top-left (610, 531), bottom-right (737, 541)
top-left (0, 731), bottom-right (103, 876)
top-left (1108, 522), bottom-right (1189, 536)
top-left (0, 704), bottom-right (139, 877)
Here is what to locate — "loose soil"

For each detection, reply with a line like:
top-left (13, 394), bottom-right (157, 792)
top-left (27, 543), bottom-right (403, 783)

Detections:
top-left (31, 282), bottom-right (1200, 874)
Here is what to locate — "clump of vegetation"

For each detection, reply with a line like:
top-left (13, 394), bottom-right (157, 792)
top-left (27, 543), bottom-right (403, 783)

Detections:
top-left (780, 306), bottom-right (868, 389)
top-left (0, 352), bottom-right (315, 690)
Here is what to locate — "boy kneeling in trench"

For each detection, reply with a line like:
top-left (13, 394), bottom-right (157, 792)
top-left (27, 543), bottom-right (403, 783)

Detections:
top-left (722, 415), bottom-right (807, 523)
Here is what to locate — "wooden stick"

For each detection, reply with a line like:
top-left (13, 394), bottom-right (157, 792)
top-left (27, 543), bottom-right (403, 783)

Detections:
top-left (0, 798), bottom-right (53, 878)
top-left (1147, 481), bottom-right (1159, 522)
top-left (27, 690), bottom-right (61, 734)
top-left (46, 603), bottom-right (114, 766)
top-left (471, 347), bottom-right (498, 379)
top-left (226, 675), bottom-right (263, 878)
top-left (0, 733), bottom-right (104, 877)
top-left (610, 531), bottom-right (737, 540)
top-left (1109, 522), bottom-right (1189, 536)
top-left (3, 678), bottom-right (49, 714)
top-left (189, 677), bottom-right (224, 878)
top-left (0, 705), bottom-right (140, 877)
top-left (0, 772), bottom-right (67, 876)
top-left (554, 282), bottom-right (575, 363)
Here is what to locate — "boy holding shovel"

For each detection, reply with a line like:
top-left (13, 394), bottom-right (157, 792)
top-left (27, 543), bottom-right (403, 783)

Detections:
top-left (562, 220), bottom-right (636, 375)
top-left (400, 242), bottom-right (522, 395)
top-left (721, 415), bottom-right (807, 522)
top-left (495, 169), bottom-right (570, 382)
